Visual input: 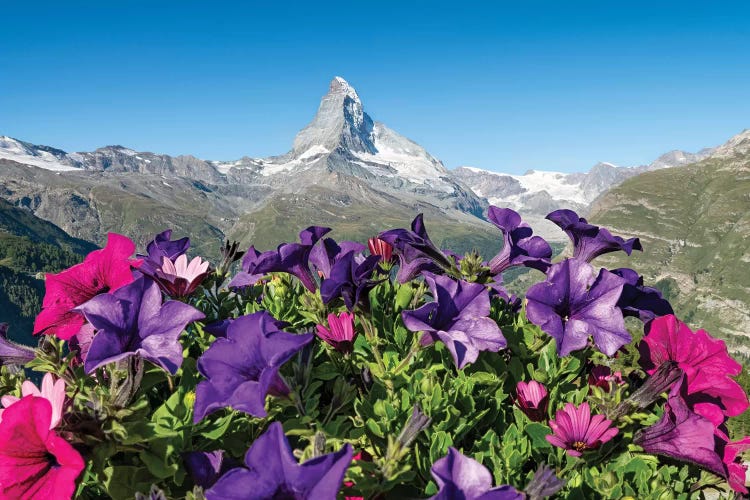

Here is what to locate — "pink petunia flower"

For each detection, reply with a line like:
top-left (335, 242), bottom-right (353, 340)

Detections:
top-left (153, 254), bottom-right (210, 298)
top-left (514, 380), bottom-right (549, 422)
top-left (639, 314), bottom-right (749, 425)
top-left (715, 429), bottom-right (750, 494)
top-left (367, 237), bottom-right (394, 263)
top-left (0, 373), bottom-right (66, 429)
top-left (33, 233), bottom-right (136, 340)
top-left (0, 396), bottom-right (84, 499)
top-left (316, 312), bottom-right (357, 354)
top-left (546, 402), bottom-right (618, 456)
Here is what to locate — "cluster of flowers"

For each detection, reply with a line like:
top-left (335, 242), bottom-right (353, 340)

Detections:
top-left (0, 206), bottom-right (747, 498)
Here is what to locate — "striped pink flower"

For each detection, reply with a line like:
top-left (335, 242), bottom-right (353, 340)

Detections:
top-left (546, 402), bottom-right (618, 456)
top-left (154, 254), bottom-right (210, 298)
top-left (316, 312), bottom-right (357, 353)
top-left (514, 380), bottom-right (549, 422)
top-left (0, 373), bottom-right (66, 429)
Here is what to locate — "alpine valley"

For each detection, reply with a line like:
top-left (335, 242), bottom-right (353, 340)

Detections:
top-left (0, 77), bottom-right (748, 350)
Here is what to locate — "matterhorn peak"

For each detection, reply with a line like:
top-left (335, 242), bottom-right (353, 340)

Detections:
top-left (291, 76), bottom-right (376, 157)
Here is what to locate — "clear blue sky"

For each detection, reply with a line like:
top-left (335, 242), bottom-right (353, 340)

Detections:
top-left (2, 1), bottom-right (749, 174)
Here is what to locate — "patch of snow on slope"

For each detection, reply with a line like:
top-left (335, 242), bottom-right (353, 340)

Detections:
top-left (0, 137), bottom-right (79, 172)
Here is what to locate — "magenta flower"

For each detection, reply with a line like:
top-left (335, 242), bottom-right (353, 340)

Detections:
top-left (588, 365), bottom-right (624, 393)
top-left (633, 376), bottom-right (725, 476)
top-left (367, 236), bottom-right (394, 263)
top-left (402, 273), bottom-right (506, 369)
top-left (639, 314), bottom-right (748, 425)
top-left (525, 258), bottom-right (630, 357)
top-left (206, 422), bottom-right (352, 500)
top-left (0, 396), bottom-right (84, 499)
top-left (316, 312), bottom-right (357, 353)
top-left (514, 380), bottom-right (549, 422)
top-left (33, 233), bottom-right (136, 340)
top-left (546, 402), bottom-right (618, 456)
top-left (546, 209), bottom-right (642, 263)
top-left (0, 373), bottom-right (66, 429)
top-left (715, 429), bottom-right (750, 494)
top-left (429, 447), bottom-right (524, 500)
top-left (152, 254), bottom-right (210, 297)
top-left (486, 206), bottom-right (552, 275)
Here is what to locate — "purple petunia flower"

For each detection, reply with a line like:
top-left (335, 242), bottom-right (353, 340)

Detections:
top-left (610, 268), bottom-right (673, 322)
top-left (429, 447), bottom-right (524, 500)
top-left (0, 324), bottom-right (35, 367)
top-left (136, 229), bottom-right (191, 275)
top-left (193, 311), bottom-right (313, 422)
top-left (379, 214), bottom-right (456, 283)
top-left (230, 226), bottom-right (331, 292)
top-left (75, 277), bottom-right (204, 374)
top-left (402, 273), bottom-right (506, 369)
top-left (320, 251), bottom-right (383, 312)
top-left (486, 206), bottom-right (552, 275)
top-left (205, 421), bottom-right (353, 500)
top-left (546, 402), bottom-right (618, 457)
top-left (309, 238), bottom-right (365, 279)
top-left (525, 258), bottom-right (630, 357)
top-left (183, 450), bottom-right (238, 489)
top-left (546, 209), bottom-right (642, 263)
top-left (514, 380), bottom-right (549, 422)
top-left (633, 375), bottom-right (725, 475)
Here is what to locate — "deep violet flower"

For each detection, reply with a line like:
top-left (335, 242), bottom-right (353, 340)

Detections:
top-left (152, 254), bottom-right (210, 298)
top-left (0, 396), bottom-right (84, 499)
top-left (368, 236), bottom-right (394, 263)
top-left (232, 226), bottom-right (331, 292)
top-left (546, 402), bottom-right (618, 457)
top-left (486, 206), bottom-right (552, 275)
top-left (0, 373), bottom-right (65, 429)
top-left (546, 209), bottom-right (642, 263)
top-left (633, 376), bottom-right (725, 476)
top-left (194, 311), bottom-right (313, 422)
top-left (320, 251), bottom-right (383, 311)
top-left (514, 380), bottom-right (549, 422)
top-left (429, 447), bottom-right (524, 500)
top-left (75, 277), bottom-right (205, 374)
top-left (639, 314), bottom-right (748, 425)
top-left (316, 312), bottom-right (357, 353)
top-left (379, 214), bottom-right (456, 283)
top-left (610, 268), bottom-right (673, 322)
top-left (588, 365), bottom-right (624, 393)
top-left (33, 232), bottom-right (136, 340)
top-left (310, 238), bottom-right (365, 279)
top-left (525, 258), bottom-right (630, 357)
top-left (184, 450), bottom-right (238, 489)
top-left (0, 324), bottom-right (35, 367)
top-left (402, 273), bottom-right (506, 369)
top-left (136, 229), bottom-right (190, 275)
top-left (206, 421), bottom-right (353, 500)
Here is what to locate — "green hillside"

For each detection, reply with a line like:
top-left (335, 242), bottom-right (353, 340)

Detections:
top-left (588, 148), bottom-right (750, 352)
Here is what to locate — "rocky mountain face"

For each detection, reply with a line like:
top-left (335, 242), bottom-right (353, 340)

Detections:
top-left (587, 131), bottom-right (750, 352)
top-left (0, 77), bottom-right (498, 261)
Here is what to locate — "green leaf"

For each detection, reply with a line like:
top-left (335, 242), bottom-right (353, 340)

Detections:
top-left (525, 422), bottom-right (553, 450)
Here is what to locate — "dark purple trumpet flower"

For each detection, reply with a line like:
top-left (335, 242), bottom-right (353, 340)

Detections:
top-left (230, 226), bottom-right (331, 292)
top-left (379, 214), bottom-right (456, 283)
top-left (486, 206), bottom-right (552, 275)
top-left (74, 277), bottom-right (205, 374)
top-left (634, 375), bottom-right (725, 476)
top-left (525, 258), bottom-right (630, 357)
top-left (0, 324), bottom-right (35, 367)
top-left (184, 450), bottom-right (238, 489)
top-left (206, 421), bottom-right (353, 500)
top-left (203, 319), bottom-right (233, 338)
top-left (193, 311), bottom-right (313, 422)
top-left (610, 268), bottom-right (673, 322)
top-left (309, 238), bottom-right (365, 279)
top-left (546, 209), bottom-right (642, 263)
top-left (320, 251), bottom-right (383, 312)
top-left (429, 447), bottom-right (524, 500)
top-left (136, 229), bottom-right (190, 275)
top-left (402, 273), bottom-right (506, 369)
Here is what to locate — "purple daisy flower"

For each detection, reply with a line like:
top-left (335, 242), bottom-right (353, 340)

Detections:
top-left (525, 258), bottom-right (630, 356)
